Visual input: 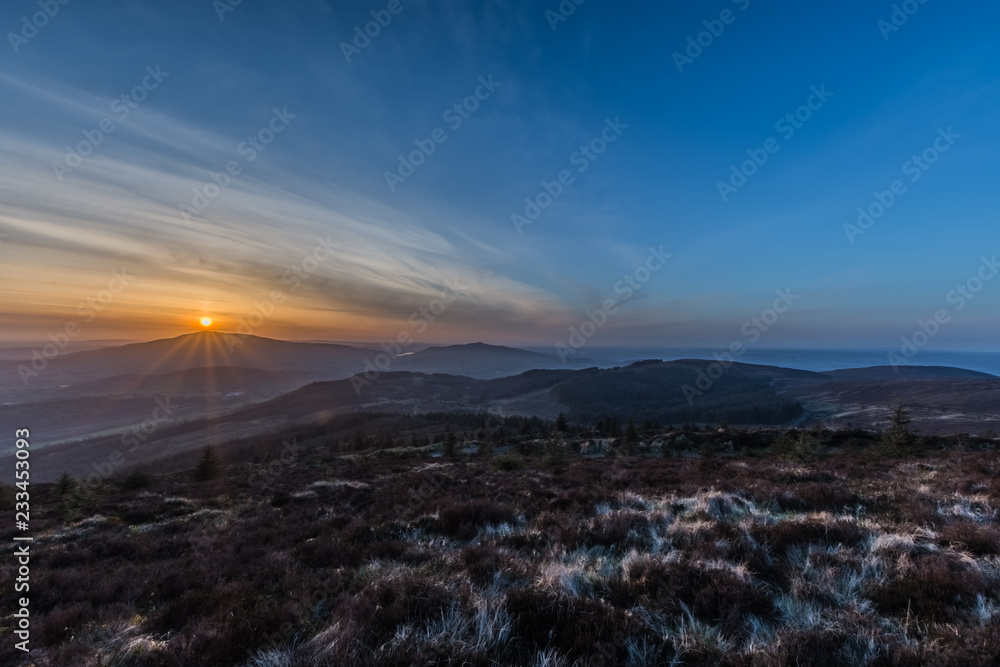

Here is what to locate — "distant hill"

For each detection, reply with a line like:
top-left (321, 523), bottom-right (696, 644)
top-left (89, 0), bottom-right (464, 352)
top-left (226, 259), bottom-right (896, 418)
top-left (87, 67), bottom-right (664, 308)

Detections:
top-left (5, 331), bottom-right (1000, 480)
top-left (19, 360), bottom-right (813, 480)
top-left (0, 332), bottom-right (592, 398)
top-left (822, 365), bottom-right (998, 381)
top-left (59, 331), bottom-right (369, 375)
top-left (0, 366), bottom-right (306, 452)
top-left (395, 342), bottom-right (574, 378)
top-left (55, 366), bottom-right (305, 398)
top-left (542, 360), bottom-right (813, 426)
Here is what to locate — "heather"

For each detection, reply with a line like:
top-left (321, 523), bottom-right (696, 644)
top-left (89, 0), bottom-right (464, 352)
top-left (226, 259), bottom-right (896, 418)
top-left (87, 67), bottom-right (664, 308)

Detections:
top-left (2, 422), bottom-right (999, 666)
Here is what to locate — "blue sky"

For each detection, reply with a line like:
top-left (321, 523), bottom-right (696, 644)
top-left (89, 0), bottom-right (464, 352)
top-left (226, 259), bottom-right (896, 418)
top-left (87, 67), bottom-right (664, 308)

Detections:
top-left (1, 0), bottom-right (998, 352)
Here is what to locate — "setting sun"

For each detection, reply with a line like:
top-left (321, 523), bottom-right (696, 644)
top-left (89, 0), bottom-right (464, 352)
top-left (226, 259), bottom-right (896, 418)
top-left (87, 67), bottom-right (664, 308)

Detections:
top-left (200, 317), bottom-right (212, 327)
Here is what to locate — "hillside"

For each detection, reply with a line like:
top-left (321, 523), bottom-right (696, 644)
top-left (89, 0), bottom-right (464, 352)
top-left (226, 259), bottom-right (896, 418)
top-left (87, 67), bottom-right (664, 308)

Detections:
top-left (5, 429), bottom-right (1000, 666)
top-left (8, 353), bottom-right (1000, 481)
top-left (13, 360), bottom-right (808, 481)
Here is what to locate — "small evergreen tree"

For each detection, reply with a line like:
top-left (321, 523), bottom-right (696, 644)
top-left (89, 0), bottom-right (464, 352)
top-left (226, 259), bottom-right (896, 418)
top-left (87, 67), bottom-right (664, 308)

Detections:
top-left (121, 470), bottom-right (153, 490)
top-left (479, 438), bottom-right (494, 459)
top-left (699, 438), bottom-right (716, 459)
top-left (544, 433), bottom-right (567, 466)
top-left (772, 429), bottom-right (823, 462)
top-left (56, 471), bottom-right (76, 496)
top-left (661, 437), bottom-right (675, 458)
top-left (879, 403), bottom-right (918, 457)
top-left (624, 417), bottom-right (639, 455)
top-left (443, 429), bottom-right (458, 457)
top-left (791, 433), bottom-right (824, 462)
top-left (771, 430), bottom-right (793, 458)
top-left (555, 412), bottom-right (569, 433)
top-left (192, 445), bottom-right (221, 482)
top-left (352, 430), bottom-right (367, 451)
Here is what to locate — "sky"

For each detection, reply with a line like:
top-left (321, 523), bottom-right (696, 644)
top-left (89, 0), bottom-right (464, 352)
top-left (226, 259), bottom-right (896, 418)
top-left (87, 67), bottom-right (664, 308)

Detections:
top-left (1, 0), bottom-right (998, 355)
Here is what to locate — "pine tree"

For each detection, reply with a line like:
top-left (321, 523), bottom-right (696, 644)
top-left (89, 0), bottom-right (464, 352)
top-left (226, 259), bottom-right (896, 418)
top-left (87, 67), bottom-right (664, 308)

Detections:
top-left (192, 445), bottom-right (221, 482)
top-left (479, 438), bottom-right (494, 459)
top-left (555, 412), bottom-right (569, 433)
top-left (773, 430), bottom-right (823, 462)
top-left (56, 471), bottom-right (76, 496)
top-left (879, 403), bottom-right (918, 457)
top-left (771, 430), bottom-right (796, 458)
top-left (544, 433), bottom-right (567, 465)
top-left (624, 417), bottom-right (639, 455)
top-left (792, 433), bottom-right (824, 462)
top-left (352, 430), bottom-right (367, 451)
top-left (443, 429), bottom-right (458, 457)
top-left (699, 438), bottom-right (715, 459)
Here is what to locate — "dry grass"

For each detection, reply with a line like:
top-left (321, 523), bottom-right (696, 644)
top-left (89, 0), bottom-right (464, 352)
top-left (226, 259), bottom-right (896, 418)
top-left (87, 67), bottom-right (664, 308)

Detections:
top-left (2, 427), bottom-right (999, 665)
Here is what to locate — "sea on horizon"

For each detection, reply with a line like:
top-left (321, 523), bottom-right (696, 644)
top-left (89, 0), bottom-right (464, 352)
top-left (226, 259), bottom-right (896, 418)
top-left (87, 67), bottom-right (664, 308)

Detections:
top-left (561, 347), bottom-right (1000, 377)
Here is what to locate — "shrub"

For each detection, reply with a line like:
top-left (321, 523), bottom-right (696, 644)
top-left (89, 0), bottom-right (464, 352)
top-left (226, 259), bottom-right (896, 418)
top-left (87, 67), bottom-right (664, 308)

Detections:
top-left (120, 470), bottom-right (155, 490)
top-left (937, 521), bottom-right (1000, 556)
top-left (505, 587), bottom-right (654, 662)
top-left (461, 545), bottom-right (510, 584)
top-left (494, 452), bottom-right (524, 470)
top-left (343, 577), bottom-right (455, 641)
top-left (773, 431), bottom-right (824, 462)
top-left (636, 558), bottom-right (776, 638)
top-left (584, 510), bottom-right (653, 549)
top-left (870, 551), bottom-right (988, 622)
top-left (769, 484), bottom-right (862, 513)
top-left (437, 500), bottom-right (517, 540)
top-left (36, 601), bottom-right (94, 644)
top-left (752, 518), bottom-right (867, 556)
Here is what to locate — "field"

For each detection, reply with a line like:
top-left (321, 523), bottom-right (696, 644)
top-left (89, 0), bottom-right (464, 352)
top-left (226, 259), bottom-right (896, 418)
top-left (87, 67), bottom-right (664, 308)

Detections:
top-left (2, 426), bottom-right (1000, 666)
